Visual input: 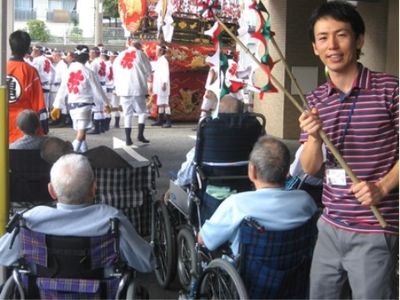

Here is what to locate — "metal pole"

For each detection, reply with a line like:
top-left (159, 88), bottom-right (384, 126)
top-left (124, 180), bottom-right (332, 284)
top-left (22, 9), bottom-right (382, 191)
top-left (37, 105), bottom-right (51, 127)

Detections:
top-left (0, 0), bottom-right (9, 287)
top-left (94, 0), bottom-right (103, 45)
top-left (0, 0), bottom-right (9, 237)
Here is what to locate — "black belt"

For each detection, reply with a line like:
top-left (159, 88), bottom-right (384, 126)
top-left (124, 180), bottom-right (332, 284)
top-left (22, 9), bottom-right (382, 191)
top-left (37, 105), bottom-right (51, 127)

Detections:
top-left (68, 102), bottom-right (94, 110)
top-left (100, 82), bottom-right (105, 86)
top-left (42, 89), bottom-right (49, 93)
top-left (106, 88), bottom-right (114, 93)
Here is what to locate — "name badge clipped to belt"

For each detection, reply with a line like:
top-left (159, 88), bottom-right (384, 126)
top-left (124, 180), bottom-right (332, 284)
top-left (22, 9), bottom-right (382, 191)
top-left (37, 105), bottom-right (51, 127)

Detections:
top-left (326, 168), bottom-right (347, 187)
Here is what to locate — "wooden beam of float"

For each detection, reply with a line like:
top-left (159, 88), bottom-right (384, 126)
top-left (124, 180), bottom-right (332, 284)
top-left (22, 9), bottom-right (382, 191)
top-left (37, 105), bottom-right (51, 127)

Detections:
top-left (214, 15), bottom-right (387, 228)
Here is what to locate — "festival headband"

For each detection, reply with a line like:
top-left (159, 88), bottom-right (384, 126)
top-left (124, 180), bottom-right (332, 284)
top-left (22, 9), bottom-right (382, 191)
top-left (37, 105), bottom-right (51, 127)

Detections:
top-left (74, 47), bottom-right (88, 55)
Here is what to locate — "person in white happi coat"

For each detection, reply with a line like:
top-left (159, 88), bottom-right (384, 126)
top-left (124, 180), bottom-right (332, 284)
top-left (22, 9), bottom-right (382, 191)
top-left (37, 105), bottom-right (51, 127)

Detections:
top-left (99, 49), bottom-right (113, 131)
top-left (113, 38), bottom-right (152, 145)
top-left (199, 58), bottom-right (218, 123)
top-left (51, 45), bottom-right (111, 153)
top-left (86, 47), bottom-right (107, 134)
top-left (151, 44), bottom-right (172, 128)
top-left (49, 49), bottom-right (70, 126)
top-left (109, 51), bottom-right (121, 128)
top-left (31, 45), bottom-right (54, 134)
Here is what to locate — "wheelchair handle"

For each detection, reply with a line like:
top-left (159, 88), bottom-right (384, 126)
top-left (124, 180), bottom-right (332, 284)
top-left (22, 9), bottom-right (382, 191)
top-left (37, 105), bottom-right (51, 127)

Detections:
top-left (151, 155), bottom-right (162, 168)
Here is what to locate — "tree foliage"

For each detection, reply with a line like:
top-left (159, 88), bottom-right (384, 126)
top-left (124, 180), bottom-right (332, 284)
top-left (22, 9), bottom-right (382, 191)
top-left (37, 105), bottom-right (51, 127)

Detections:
top-left (26, 20), bottom-right (50, 42)
top-left (103, 0), bottom-right (119, 18)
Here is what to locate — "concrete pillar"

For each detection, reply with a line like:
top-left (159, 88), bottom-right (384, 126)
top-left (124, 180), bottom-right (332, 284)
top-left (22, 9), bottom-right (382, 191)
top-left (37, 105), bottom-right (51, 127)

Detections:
top-left (254, 0), bottom-right (321, 139)
top-left (94, 0), bottom-right (103, 45)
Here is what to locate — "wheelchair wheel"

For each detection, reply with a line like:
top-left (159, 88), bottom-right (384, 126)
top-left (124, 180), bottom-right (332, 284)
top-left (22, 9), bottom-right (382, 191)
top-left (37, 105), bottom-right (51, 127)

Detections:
top-left (153, 200), bottom-right (177, 288)
top-left (177, 226), bottom-right (198, 291)
top-left (0, 276), bottom-right (18, 299)
top-left (125, 280), bottom-right (136, 299)
top-left (197, 258), bottom-right (248, 300)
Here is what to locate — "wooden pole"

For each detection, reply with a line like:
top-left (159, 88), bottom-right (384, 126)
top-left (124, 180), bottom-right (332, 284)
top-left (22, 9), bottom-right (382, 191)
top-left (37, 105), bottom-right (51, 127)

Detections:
top-left (215, 15), bottom-right (387, 228)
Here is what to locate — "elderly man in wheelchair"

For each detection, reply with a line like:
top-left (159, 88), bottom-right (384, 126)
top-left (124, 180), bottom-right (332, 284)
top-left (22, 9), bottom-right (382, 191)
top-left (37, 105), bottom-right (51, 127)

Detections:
top-left (196, 137), bottom-right (318, 299)
top-left (151, 95), bottom-right (265, 288)
top-left (153, 125), bottom-right (318, 299)
top-left (0, 154), bottom-right (154, 299)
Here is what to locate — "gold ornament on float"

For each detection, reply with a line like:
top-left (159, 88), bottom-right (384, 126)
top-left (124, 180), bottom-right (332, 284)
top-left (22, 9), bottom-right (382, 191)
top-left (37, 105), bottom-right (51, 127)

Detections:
top-left (118, 0), bottom-right (147, 33)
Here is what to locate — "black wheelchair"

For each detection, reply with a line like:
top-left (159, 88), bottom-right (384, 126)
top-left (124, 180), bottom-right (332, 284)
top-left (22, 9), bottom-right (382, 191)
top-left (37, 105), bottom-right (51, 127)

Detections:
top-left (151, 112), bottom-right (266, 293)
top-left (0, 213), bottom-right (146, 299)
top-left (194, 214), bottom-right (318, 299)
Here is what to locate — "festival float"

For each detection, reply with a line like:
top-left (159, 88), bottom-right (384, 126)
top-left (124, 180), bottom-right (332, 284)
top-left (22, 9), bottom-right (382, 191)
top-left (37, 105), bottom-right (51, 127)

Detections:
top-left (118, 0), bottom-right (240, 121)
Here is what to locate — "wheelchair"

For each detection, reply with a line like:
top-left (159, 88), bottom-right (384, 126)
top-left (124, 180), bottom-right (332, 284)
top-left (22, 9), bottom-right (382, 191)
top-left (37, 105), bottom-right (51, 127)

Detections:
top-left (194, 214), bottom-right (318, 299)
top-left (151, 112), bottom-right (266, 292)
top-left (0, 213), bottom-right (147, 299)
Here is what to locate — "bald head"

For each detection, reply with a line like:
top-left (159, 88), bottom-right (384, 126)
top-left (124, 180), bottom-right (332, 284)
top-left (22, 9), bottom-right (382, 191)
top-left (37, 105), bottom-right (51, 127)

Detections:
top-left (219, 95), bottom-right (243, 114)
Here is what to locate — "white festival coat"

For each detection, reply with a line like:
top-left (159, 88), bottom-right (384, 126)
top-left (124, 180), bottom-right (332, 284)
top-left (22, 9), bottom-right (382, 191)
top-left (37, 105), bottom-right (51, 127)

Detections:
top-left (113, 47), bottom-right (152, 97)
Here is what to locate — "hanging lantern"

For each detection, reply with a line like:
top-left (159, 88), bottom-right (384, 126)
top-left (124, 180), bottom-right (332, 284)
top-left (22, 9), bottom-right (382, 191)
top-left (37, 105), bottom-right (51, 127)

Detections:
top-left (118, 0), bottom-right (147, 33)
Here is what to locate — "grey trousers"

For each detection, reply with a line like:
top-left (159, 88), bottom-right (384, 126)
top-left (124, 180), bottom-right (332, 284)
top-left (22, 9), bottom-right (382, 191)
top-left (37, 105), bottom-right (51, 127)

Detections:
top-left (310, 218), bottom-right (398, 299)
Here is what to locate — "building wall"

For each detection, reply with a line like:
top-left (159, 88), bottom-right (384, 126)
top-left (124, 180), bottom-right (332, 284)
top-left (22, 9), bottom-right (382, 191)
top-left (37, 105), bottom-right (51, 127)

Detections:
top-left (14, 0), bottom-right (96, 39)
top-left (284, 0), bottom-right (322, 139)
top-left (254, 0), bottom-right (398, 139)
top-left (385, 0), bottom-right (398, 77)
top-left (253, 0), bottom-right (287, 138)
top-left (358, 0), bottom-right (388, 74)
top-left (77, 0), bottom-right (95, 38)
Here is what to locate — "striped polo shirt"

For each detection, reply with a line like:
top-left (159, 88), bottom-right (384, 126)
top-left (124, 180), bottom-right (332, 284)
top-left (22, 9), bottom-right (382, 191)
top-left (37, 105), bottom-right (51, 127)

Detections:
top-left (300, 64), bottom-right (399, 234)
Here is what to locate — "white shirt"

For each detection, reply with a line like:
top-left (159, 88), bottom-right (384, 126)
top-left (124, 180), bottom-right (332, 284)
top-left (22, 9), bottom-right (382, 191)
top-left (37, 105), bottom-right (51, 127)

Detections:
top-left (86, 57), bottom-right (105, 84)
top-left (51, 59), bottom-right (68, 92)
top-left (31, 55), bottom-right (54, 90)
top-left (54, 61), bottom-right (109, 108)
top-left (105, 60), bottom-right (114, 89)
top-left (152, 55), bottom-right (170, 97)
top-left (113, 47), bottom-right (152, 97)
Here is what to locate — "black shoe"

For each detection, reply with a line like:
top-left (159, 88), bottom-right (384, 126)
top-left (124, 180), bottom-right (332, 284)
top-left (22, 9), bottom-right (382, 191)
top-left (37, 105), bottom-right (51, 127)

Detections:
top-left (137, 123), bottom-right (150, 143)
top-left (125, 128), bottom-right (133, 145)
top-left (87, 128), bottom-right (100, 134)
top-left (99, 119), bottom-right (106, 133)
top-left (163, 115), bottom-right (172, 128)
top-left (40, 119), bottom-right (49, 134)
top-left (151, 120), bottom-right (163, 126)
top-left (87, 120), bottom-right (100, 134)
top-left (151, 113), bottom-right (164, 126)
top-left (114, 117), bottom-right (120, 128)
top-left (105, 118), bottom-right (111, 131)
top-left (138, 136), bottom-right (150, 143)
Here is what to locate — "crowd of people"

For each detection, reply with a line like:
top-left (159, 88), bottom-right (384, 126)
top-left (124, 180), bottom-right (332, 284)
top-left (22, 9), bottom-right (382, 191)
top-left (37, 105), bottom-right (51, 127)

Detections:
top-left (6, 31), bottom-right (173, 152)
top-left (2, 1), bottom-right (398, 299)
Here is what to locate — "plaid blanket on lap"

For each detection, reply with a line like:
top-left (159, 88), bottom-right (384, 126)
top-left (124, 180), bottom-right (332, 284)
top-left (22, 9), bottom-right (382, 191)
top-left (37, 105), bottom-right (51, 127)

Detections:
top-left (239, 215), bottom-right (318, 299)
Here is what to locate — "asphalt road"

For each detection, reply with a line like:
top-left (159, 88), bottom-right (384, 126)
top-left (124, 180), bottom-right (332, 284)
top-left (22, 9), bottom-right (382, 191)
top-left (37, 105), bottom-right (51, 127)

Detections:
top-left (49, 119), bottom-right (300, 299)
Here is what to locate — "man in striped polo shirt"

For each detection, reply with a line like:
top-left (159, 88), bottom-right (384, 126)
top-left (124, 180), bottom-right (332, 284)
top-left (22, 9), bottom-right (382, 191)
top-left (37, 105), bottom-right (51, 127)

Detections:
top-left (299, 1), bottom-right (398, 299)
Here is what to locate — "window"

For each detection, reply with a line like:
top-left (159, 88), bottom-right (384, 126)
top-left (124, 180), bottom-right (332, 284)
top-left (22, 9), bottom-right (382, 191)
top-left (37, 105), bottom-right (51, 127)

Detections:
top-left (15, 0), bottom-right (33, 9)
top-left (15, 0), bottom-right (35, 20)
top-left (48, 0), bottom-right (77, 11)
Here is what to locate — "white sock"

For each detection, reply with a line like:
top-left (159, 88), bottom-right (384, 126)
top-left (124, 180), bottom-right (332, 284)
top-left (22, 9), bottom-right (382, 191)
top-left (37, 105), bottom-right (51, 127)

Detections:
top-left (72, 139), bottom-right (82, 152)
top-left (80, 140), bottom-right (88, 153)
